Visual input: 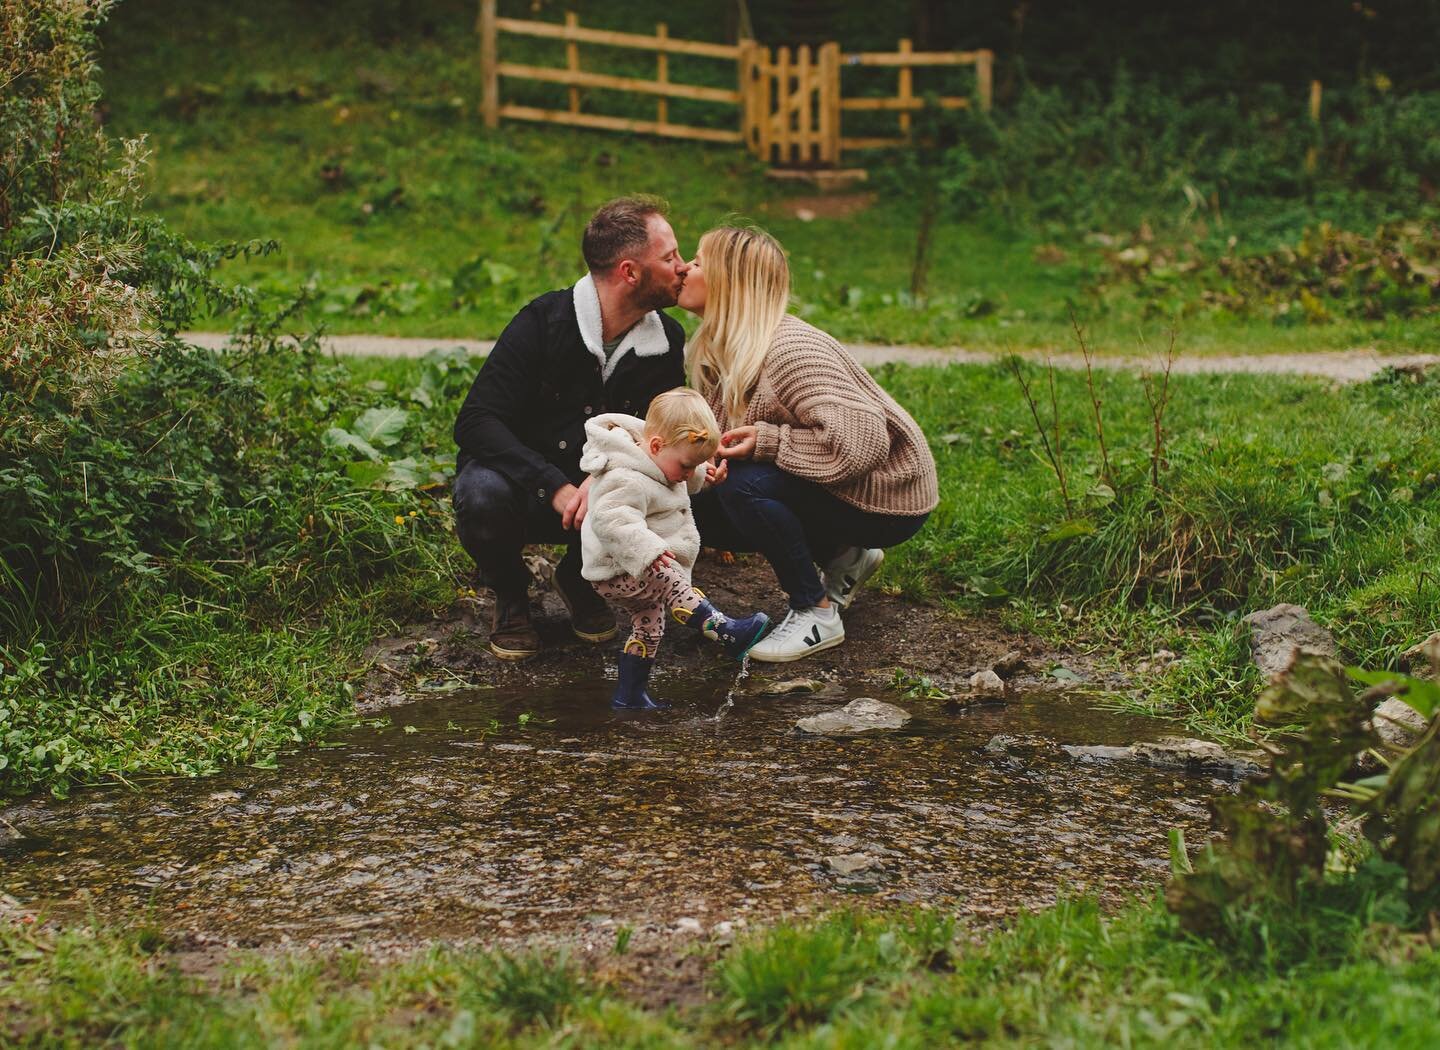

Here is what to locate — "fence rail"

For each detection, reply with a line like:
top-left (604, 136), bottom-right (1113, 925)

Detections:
top-left (478, 2), bottom-right (993, 165)
top-left (480, 1), bottom-right (745, 145)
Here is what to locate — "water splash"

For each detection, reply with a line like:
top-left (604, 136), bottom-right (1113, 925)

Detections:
top-left (712, 653), bottom-right (751, 724)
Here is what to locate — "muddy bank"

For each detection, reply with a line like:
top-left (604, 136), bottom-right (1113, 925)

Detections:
top-left (1, 553), bottom-right (1232, 970)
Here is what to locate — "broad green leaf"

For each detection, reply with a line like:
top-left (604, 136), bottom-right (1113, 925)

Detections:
top-left (344, 461), bottom-right (389, 487)
top-left (408, 385), bottom-right (434, 409)
top-left (1040, 518), bottom-right (1096, 544)
top-left (382, 456), bottom-right (426, 490)
top-left (352, 406), bottom-right (409, 448)
top-left (1347, 666), bottom-right (1440, 718)
top-left (324, 426), bottom-right (383, 462)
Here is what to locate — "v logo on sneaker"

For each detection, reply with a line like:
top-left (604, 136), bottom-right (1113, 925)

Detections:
top-left (803, 625), bottom-right (822, 647)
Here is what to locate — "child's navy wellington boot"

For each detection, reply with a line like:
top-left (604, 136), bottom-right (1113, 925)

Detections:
top-left (675, 596), bottom-right (771, 661)
top-left (611, 648), bottom-right (669, 711)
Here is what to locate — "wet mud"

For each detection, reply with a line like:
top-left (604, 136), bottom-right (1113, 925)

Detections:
top-left (1, 554), bottom-right (1231, 958)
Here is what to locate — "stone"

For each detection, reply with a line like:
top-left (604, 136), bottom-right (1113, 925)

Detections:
top-left (1372, 697), bottom-right (1428, 750)
top-left (825, 853), bottom-right (879, 876)
top-left (1400, 632), bottom-right (1440, 670)
top-left (1063, 737), bottom-right (1262, 779)
top-left (794, 698), bottom-right (911, 737)
top-left (969, 670), bottom-right (1006, 695)
top-left (991, 650), bottom-right (1026, 677)
top-left (1061, 744), bottom-right (1133, 764)
top-left (1242, 604), bottom-right (1337, 681)
top-left (1129, 737), bottom-right (1263, 778)
top-left (673, 917), bottom-right (704, 935)
top-left (751, 678), bottom-right (824, 697)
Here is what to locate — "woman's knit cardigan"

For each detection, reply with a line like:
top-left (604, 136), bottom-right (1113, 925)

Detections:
top-left (703, 315), bottom-right (939, 516)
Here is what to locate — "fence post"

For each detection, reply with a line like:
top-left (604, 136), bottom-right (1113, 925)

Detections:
top-left (776, 45), bottom-right (792, 164)
top-left (797, 44), bottom-right (813, 161)
top-left (479, 0), bottom-right (499, 128)
top-left (1305, 79), bottom-right (1322, 173)
top-left (897, 38), bottom-right (913, 138)
top-left (656, 23), bottom-right (669, 125)
top-left (819, 41), bottom-right (840, 164)
top-left (566, 12), bottom-right (581, 114)
top-left (976, 48), bottom-right (993, 112)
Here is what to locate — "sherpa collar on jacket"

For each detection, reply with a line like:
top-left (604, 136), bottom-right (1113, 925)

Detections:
top-left (572, 273), bottom-right (670, 382)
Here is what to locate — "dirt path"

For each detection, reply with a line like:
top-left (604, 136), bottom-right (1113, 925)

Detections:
top-left (182, 330), bottom-right (1440, 383)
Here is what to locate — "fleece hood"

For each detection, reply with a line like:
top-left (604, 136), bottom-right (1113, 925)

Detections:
top-left (579, 413), bottom-right (666, 483)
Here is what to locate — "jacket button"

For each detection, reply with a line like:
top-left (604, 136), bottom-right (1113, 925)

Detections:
top-left (558, 440), bottom-right (567, 450)
top-left (583, 405), bottom-right (593, 415)
top-left (536, 488), bottom-right (545, 499)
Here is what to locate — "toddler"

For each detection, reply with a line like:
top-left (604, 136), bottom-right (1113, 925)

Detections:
top-left (580, 388), bottom-right (770, 710)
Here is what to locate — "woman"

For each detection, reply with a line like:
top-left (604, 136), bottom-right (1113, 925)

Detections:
top-left (679, 226), bottom-right (938, 662)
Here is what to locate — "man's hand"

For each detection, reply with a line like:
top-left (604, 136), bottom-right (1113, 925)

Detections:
top-left (717, 425), bottom-right (758, 461)
top-left (704, 458), bottom-right (730, 485)
top-left (560, 475), bottom-right (592, 530)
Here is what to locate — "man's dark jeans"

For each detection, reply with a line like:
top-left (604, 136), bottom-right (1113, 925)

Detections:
top-left (453, 461), bottom-right (582, 600)
top-left (691, 460), bottom-right (929, 610)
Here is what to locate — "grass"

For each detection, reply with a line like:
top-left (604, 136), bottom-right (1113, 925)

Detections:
top-left (4, 894), bottom-right (1437, 1047)
top-left (7, 343), bottom-right (1436, 793)
top-left (97, 0), bottom-right (1440, 354)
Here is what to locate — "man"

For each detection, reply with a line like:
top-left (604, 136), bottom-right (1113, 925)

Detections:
top-left (452, 196), bottom-right (690, 660)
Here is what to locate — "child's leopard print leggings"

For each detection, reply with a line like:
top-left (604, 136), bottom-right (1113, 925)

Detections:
top-left (592, 561), bottom-right (704, 658)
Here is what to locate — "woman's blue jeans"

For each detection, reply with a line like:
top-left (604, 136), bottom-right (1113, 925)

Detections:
top-left (691, 460), bottom-right (929, 609)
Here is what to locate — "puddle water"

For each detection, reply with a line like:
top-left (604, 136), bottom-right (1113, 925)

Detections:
top-left (0, 676), bottom-right (1226, 947)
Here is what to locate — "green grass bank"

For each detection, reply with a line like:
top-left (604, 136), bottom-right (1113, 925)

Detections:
top-left (5, 895), bottom-right (1438, 1047)
top-left (99, 0), bottom-right (1440, 353)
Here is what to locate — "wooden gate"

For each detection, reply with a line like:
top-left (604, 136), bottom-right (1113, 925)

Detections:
top-left (740, 42), bottom-right (841, 166)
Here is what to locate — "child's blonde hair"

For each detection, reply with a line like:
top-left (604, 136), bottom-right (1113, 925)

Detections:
top-left (644, 388), bottom-right (721, 460)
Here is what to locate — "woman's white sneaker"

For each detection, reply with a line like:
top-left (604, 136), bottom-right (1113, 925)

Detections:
top-left (748, 605), bottom-right (844, 663)
top-left (822, 547), bottom-right (884, 610)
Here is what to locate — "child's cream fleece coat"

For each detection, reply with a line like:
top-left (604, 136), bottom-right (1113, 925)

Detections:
top-left (579, 413), bottom-right (706, 582)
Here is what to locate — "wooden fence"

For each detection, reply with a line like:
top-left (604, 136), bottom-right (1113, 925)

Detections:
top-left (477, 2), bottom-right (993, 166)
top-left (478, 0), bottom-right (745, 145)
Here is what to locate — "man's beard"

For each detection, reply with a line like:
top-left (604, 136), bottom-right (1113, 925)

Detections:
top-left (634, 268), bottom-right (680, 311)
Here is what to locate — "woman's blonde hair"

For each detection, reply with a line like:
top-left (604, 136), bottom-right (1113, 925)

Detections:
top-left (643, 388), bottom-right (721, 460)
top-left (686, 225), bottom-right (789, 425)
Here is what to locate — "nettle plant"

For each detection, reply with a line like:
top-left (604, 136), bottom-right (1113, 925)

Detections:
top-left (1168, 641), bottom-right (1440, 944)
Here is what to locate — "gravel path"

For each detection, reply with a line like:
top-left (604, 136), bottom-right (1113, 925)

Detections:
top-left (181, 331), bottom-right (1440, 384)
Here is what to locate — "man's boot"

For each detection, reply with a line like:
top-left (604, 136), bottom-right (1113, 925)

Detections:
top-left (611, 646), bottom-right (668, 711)
top-left (489, 592), bottom-right (541, 661)
top-left (555, 549), bottom-right (618, 643)
top-left (674, 592), bottom-right (771, 660)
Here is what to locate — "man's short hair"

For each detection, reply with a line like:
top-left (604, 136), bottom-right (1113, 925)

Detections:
top-left (582, 195), bottom-right (668, 274)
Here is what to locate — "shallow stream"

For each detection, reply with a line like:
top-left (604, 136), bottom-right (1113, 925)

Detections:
top-left (1, 676), bottom-right (1226, 947)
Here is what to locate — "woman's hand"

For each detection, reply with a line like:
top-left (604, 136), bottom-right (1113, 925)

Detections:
top-left (704, 458), bottom-right (729, 485)
top-left (717, 425), bottom-right (758, 461)
top-left (651, 550), bottom-right (676, 572)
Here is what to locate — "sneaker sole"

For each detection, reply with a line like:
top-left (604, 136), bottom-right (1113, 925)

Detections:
top-left (828, 550), bottom-right (885, 611)
top-left (489, 641), bottom-right (540, 661)
top-left (748, 630), bottom-right (845, 663)
top-left (572, 623), bottom-right (619, 643)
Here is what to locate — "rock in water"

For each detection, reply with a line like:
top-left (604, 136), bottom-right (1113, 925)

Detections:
top-left (969, 669), bottom-right (1006, 696)
top-left (1063, 737), bottom-right (1262, 779)
top-left (825, 853), bottom-right (879, 876)
top-left (794, 698), bottom-right (911, 737)
top-left (1242, 604), bottom-right (1337, 681)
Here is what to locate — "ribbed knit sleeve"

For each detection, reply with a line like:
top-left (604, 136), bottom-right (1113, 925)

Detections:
top-left (751, 348), bottom-right (891, 485)
top-left (735, 316), bottom-right (940, 517)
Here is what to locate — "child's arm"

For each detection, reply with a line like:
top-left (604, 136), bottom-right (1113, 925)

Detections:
top-left (587, 470), bottom-right (671, 578)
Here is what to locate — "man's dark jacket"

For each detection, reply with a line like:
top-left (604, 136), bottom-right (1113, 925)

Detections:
top-left (453, 287), bottom-right (686, 508)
